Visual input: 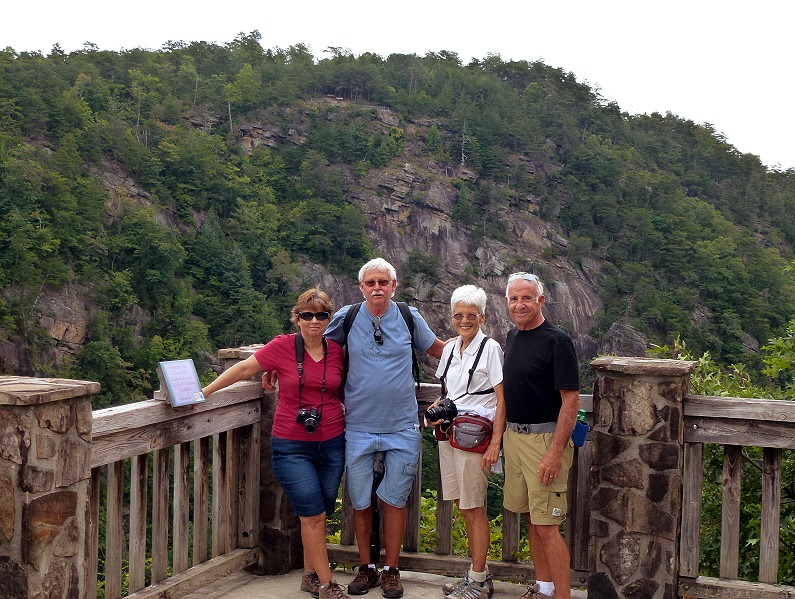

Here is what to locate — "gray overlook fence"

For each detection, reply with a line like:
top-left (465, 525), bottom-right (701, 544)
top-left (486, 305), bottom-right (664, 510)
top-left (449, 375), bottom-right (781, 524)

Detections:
top-left (1, 354), bottom-right (794, 599)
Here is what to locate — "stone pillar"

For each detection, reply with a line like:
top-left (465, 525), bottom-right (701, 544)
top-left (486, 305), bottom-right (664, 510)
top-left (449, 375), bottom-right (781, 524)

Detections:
top-left (589, 357), bottom-right (697, 599)
top-left (250, 387), bottom-right (303, 575)
top-left (217, 347), bottom-right (302, 575)
top-left (0, 376), bottom-right (99, 599)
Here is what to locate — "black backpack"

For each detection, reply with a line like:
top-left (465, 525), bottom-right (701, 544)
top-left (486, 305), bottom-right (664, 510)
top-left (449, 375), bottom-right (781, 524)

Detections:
top-left (341, 301), bottom-right (420, 389)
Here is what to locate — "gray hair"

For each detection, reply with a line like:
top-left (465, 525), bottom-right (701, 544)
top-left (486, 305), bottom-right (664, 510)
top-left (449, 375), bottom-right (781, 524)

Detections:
top-left (505, 272), bottom-right (545, 298)
top-left (358, 258), bottom-right (397, 283)
top-left (450, 285), bottom-right (487, 314)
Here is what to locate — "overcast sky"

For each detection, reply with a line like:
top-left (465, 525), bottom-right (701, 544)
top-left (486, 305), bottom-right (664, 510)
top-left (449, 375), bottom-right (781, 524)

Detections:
top-left (3, 0), bottom-right (792, 170)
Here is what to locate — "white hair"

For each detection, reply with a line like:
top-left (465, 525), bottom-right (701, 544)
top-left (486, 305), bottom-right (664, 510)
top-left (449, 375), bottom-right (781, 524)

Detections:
top-left (450, 285), bottom-right (487, 314)
top-left (358, 258), bottom-right (397, 282)
top-left (505, 272), bottom-right (545, 298)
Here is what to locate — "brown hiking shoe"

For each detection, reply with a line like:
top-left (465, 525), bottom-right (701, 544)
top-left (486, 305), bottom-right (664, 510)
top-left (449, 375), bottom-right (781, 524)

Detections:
top-left (380, 567), bottom-right (404, 599)
top-left (348, 565), bottom-right (381, 595)
top-left (320, 581), bottom-right (350, 599)
top-left (301, 570), bottom-right (321, 597)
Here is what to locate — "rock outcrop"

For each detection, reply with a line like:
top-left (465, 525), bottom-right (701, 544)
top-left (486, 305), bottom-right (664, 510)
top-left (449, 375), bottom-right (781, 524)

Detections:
top-left (7, 97), bottom-right (622, 379)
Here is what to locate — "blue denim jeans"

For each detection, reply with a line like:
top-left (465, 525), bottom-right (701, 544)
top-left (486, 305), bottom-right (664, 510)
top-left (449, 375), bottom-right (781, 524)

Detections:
top-left (345, 426), bottom-right (421, 510)
top-left (271, 432), bottom-right (345, 517)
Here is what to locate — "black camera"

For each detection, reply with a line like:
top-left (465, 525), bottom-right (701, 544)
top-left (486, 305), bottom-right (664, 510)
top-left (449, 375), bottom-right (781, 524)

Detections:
top-left (296, 407), bottom-right (321, 433)
top-left (425, 397), bottom-right (458, 423)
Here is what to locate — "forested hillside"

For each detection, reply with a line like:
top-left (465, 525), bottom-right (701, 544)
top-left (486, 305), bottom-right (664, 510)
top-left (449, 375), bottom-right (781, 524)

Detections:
top-left (2, 32), bottom-right (795, 406)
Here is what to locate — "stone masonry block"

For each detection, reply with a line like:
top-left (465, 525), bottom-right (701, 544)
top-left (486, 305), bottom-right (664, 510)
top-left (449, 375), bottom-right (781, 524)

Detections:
top-left (646, 473), bottom-right (670, 503)
top-left (55, 437), bottom-right (90, 488)
top-left (590, 431), bottom-right (631, 467)
top-left (601, 458), bottom-right (644, 489)
top-left (615, 380), bottom-right (656, 436)
top-left (22, 491), bottom-right (77, 569)
top-left (0, 409), bottom-right (25, 464)
top-left (599, 530), bottom-right (640, 584)
top-left (0, 469), bottom-right (14, 542)
top-left (639, 442), bottom-right (680, 471)
top-left (0, 556), bottom-right (28, 598)
top-left (35, 402), bottom-right (74, 433)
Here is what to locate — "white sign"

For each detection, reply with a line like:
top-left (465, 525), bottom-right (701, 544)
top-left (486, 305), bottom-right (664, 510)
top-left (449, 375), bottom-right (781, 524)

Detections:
top-left (157, 359), bottom-right (205, 407)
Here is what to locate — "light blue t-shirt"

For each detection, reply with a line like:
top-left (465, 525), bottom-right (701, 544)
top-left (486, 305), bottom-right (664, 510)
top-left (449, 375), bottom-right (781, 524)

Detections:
top-left (325, 301), bottom-right (438, 433)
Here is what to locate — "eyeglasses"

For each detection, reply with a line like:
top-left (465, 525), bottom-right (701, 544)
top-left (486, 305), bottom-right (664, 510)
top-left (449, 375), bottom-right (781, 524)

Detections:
top-left (452, 313), bottom-right (481, 321)
top-left (506, 272), bottom-right (544, 298)
top-left (507, 272), bottom-right (539, 285)
top-left (372, 316), bottom-right (383, 344)
top-left (363, 279), bottom-right (392, 288)
top-left (297, 311), bottom-right (331, 321)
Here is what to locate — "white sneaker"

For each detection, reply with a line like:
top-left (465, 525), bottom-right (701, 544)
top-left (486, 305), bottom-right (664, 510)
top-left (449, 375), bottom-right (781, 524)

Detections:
top-left (442, 573), bottom-right (494, 597)
top-left (446, 578), bottom-right (491, 599)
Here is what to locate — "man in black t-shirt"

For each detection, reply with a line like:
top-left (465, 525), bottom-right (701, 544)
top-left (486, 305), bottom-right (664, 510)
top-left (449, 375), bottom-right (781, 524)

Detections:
top-left (502, 272), bottom-right (579, 599)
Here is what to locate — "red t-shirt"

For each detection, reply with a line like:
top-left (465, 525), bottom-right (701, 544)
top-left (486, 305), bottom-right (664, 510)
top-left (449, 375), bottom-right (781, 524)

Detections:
top-left (255, 334), bottom-right (345, 441)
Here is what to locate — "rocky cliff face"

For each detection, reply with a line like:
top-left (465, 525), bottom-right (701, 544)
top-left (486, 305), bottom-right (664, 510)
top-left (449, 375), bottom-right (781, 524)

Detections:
top-left (251, 98), bottom-right (626, 371)
top-left (11, 97), bottom-right (650, 380)
top-left (337, 156), bottom-right (608, 370)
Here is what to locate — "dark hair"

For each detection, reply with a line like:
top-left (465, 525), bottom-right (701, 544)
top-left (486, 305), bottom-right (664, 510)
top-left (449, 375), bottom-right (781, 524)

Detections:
top-left (291, 288), bottom-right (334, 327)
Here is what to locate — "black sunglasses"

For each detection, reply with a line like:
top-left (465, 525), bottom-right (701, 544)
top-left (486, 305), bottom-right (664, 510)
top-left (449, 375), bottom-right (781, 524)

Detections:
top-left (372, 316), bottom-right (383, 344)
top-left (298, 311), bottom-right (331, 321)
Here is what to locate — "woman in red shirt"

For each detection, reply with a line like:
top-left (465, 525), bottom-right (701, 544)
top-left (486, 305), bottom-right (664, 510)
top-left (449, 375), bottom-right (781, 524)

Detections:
top-left (202, 288), bottom-right (347, 599)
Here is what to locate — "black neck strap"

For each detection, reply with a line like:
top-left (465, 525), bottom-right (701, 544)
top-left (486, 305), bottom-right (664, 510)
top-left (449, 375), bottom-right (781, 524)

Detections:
top-left (439, 336), bottom-right (492, 400)
top-left (295, 333), bottom-right (328, 412)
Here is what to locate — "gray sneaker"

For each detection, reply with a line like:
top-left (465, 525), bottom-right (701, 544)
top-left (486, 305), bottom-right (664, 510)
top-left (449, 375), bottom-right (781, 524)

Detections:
top-left (446, 578), bottom-right (491, 599)
top-left (301, 570), bottom-right (321, 597)
top-left (442, 574), bottom-right (494, 597)
top-left (319, 581), bottom-right (350, 599)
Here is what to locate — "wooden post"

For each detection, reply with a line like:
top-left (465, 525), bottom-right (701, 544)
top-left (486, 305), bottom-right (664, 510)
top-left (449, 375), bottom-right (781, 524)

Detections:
top-left (0, 376), bottom-right (99, 599)
top-left (589, 357), bottom-right (697, 599)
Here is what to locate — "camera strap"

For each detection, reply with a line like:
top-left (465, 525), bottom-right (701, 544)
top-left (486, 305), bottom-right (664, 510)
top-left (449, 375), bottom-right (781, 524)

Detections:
top-left (294, 332), bottom-right (327, 412)
top-left (439, 336), bottom-right (493, 400)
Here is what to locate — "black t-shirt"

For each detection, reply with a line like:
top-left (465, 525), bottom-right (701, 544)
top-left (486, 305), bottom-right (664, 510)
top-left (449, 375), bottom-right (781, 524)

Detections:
top-left (503, 321), bottom-right (580, 424)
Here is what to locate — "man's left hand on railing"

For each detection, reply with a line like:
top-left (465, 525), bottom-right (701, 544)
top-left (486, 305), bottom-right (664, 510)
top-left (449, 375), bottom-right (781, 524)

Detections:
top-left (262, 371), bottom-right (278, 391)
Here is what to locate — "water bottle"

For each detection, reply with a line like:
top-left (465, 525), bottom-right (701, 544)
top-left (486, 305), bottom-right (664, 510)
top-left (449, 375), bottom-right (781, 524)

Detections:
top-left (572, 409), bottom-right (588, 447)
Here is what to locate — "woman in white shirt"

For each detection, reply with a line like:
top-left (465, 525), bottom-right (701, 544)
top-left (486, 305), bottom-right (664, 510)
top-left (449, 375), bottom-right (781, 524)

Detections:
top-left (427, 285), bottom-right (506, 599)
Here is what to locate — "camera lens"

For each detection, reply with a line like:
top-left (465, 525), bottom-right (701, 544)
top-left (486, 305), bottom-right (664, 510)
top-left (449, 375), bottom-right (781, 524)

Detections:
top-left (304, 416), bottom-right (319, 433)
top-left (425, 398), bottom-right (457, 423)
top-left (297, 407), bottom-right (320, 433)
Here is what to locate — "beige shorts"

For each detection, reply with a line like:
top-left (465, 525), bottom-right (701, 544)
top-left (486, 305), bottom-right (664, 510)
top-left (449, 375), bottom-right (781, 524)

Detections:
top-left (438, 440), bottom-right (488, 510)
top-left (502, 428), bottom-right (573, 525)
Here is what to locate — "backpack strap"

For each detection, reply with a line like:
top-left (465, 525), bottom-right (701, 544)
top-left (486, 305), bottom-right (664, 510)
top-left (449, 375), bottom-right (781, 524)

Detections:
top-left (341, 302), bottom-right (363, 381)
top-left (341, 301), bottom-right (420, 390)
top-left (395, 301), bottom-right (420, 390)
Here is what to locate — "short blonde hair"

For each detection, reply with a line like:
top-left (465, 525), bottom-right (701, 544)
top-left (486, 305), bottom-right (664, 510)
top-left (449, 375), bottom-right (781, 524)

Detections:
top-left (291, 288), bottom-right (334, 327)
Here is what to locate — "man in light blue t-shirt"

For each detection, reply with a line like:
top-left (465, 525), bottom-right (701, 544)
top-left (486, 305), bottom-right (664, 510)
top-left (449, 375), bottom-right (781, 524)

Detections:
top-left (324, 258), bottom-right (444, 598)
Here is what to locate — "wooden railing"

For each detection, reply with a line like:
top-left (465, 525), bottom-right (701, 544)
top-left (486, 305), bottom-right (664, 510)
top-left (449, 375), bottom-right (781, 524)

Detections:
top-left (88, 381), bottom-right (262, 599)
top-left (678, 395), bottom-right (795, 598)
top-left (328, 387), bottom-right (594, 587)
top-left (85, 379), bottom-right (795, 598)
